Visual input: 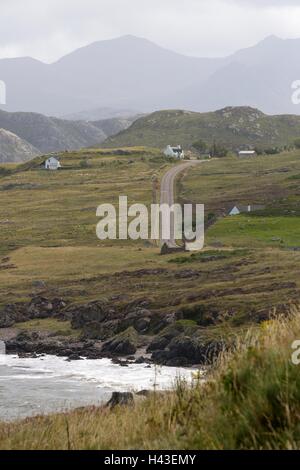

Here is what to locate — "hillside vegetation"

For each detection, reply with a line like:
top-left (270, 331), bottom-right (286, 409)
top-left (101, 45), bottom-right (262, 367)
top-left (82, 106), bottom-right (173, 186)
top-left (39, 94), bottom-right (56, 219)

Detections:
top-left (105, 107), bottom-right (300, 150)
top-left (0, 308), bottom-right (299, 450)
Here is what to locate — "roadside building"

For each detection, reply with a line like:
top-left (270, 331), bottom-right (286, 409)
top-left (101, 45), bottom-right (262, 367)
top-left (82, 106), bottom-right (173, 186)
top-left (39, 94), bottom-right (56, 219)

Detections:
top-left (164, 145), bottom-right (185, 159)
top-left (238, 150), bottom-right (257, 158)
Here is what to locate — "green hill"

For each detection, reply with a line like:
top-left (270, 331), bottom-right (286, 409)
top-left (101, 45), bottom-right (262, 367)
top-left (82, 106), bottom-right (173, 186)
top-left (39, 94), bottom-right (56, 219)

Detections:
top-left (105, 107), bottom-right (300, 150)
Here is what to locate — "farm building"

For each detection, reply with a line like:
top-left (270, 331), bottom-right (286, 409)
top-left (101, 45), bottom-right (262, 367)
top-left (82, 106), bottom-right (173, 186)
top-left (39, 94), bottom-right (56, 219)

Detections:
top-left (164, 145), bottom-right (185, 159)
top-left (44, 157), bottom-right (61, 170)
top-left (229, 204), bottom-right (265, 216)
top-left (238, 150), bottom-right (257, 158)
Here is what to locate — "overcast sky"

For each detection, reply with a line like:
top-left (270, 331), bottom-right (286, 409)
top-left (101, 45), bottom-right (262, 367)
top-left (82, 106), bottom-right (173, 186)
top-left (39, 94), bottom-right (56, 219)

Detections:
top-left (0, 0), bottom-right (300, 62)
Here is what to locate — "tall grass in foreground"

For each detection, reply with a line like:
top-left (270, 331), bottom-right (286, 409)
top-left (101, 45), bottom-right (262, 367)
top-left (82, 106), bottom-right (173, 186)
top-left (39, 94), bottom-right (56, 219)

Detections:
top-left (1, 308), bottom-right (300, 450)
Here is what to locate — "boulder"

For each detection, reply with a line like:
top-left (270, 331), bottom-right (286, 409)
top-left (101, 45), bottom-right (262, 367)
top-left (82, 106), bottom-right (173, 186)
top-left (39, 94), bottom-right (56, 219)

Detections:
top-left (0, 303), bottom-right (28, 327)
top-left (151, 333), bottom-right (227, 366)
top-left (66, 353), bottom-right (83, 361)
top-left (70, 301), bottom-right (110, 329)
top-left (102, 327), bottom-right (139, 356)
top-left (134, 317), bottom-right (151, 333)
top-left (82, 320), bottom-right (121, 340)
top-left (0, 311), bottom-right (15, 328)
top-left (27, 296), bottom-right (66, 319)
top-left (106, 392), bottom-right (134, 408)
top-left (147, 336), bottom-right (170, 352)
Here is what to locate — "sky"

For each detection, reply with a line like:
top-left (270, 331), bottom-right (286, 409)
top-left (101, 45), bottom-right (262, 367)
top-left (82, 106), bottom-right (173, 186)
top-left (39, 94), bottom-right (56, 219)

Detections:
top-left (0, 0), bottom-right (300, 63)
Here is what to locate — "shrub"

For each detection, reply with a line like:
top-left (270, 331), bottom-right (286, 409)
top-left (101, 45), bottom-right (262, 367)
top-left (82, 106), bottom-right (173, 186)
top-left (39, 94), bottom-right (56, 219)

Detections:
top-left (294, 138), bottom-right (300, 149)
top-left (192, 139), bottom-right (207, 153)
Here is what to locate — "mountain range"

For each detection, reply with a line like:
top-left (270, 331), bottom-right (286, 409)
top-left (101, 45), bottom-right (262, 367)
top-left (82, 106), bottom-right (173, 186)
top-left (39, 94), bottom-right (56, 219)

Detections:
top-left (0, 109), bottom-right (135, 162)
top-left (1, 35), bottom-right (300, 117)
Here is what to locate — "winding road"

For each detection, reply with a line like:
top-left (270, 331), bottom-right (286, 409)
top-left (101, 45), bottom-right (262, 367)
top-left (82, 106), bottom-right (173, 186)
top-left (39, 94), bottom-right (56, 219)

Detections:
top-left (160, 160), bottom-right (207, 249)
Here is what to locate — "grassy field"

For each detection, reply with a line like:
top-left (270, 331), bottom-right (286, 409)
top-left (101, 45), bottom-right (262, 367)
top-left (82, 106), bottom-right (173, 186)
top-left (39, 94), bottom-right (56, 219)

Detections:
top-left (0, 147), bottom-right (300, 449)
top-left (15, 318), bottom-right (80, 337)
top-left (180, 150), bottom-right (300, 246)
top-left (0, 147), bottom-right (171, 303)
top-left (0, 148), bottom-right (299, 330)
top-left (0, 308), bottom-right (299, 450)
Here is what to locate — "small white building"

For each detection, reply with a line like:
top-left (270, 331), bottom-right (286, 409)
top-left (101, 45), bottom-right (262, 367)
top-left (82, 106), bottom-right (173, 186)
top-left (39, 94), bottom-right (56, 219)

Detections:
top-left (164, 145), bottom-right (185, 159)
top-left (238, 150), bottom-right (257, 158)
top-left (229, 204), bottom-right (265, 216)
top-left (44, 157), bottom-right (61, 170)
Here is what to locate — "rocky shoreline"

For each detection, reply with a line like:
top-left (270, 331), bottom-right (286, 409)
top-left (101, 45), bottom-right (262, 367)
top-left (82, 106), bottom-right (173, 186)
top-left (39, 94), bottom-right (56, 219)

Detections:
top-left (0, 295), bottom-right (225, 367)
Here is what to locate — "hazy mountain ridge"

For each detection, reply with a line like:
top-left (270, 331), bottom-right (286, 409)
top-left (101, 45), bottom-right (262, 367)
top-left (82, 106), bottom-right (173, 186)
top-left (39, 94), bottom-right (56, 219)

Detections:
top-left (91, 116), bottom-right (140, 138)
top-left (2, 35), bottom-right (299, 116)
top-left (0, 109), bottom-right (135, 158)
top-left (62, 106), bottom-right (140, 121)
top-left (105, 106), bottom-right (300, 149)
top-left (0, 128), bottom-right (40, 163)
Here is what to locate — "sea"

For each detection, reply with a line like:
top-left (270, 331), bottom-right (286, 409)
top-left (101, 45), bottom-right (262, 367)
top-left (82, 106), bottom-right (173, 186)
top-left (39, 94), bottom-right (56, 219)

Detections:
top-left (0, 353), bottom-right (196, 422)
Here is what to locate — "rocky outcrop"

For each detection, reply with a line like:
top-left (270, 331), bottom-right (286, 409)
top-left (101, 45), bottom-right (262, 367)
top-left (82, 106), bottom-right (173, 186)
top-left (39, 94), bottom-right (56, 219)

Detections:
top-left (0, 296), bottom-right (67, 328)
top-left (68, 298), bottom-right (159, 341)
top-left (27, 297), bottom-right (67, 319)
top-left (69, 301), bottom-right (110, 329)
top-left (102, 327), bottom-right (140, 356)
top-left (147, 321), bottom-right (226, 367)
top-left (5, 330), bottom-right (104, 359)
top-left (1, 294), bottom-right (229, 366)
top-left (151, 335), bottom-right (226, 367)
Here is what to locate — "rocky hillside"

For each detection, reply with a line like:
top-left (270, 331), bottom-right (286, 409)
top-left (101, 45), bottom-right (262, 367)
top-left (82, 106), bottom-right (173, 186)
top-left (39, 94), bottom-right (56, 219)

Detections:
top-left (91, 116), bottom-right (139, 139)
top-left (0, 109), bottom-right (107, 154)
top-left (105, 106), bottom-right (300, 150)
top-left (0, 129), bottom-right (40, 163)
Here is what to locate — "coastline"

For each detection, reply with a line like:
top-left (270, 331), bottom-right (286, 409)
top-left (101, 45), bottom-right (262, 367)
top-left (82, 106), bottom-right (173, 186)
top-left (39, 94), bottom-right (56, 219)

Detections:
top-left (0, 353), bottom-right (200, 422)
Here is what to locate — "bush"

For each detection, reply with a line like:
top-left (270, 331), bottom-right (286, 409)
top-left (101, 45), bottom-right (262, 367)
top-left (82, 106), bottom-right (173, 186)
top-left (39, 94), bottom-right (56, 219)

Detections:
top-left (192, 139), bottom-right (207, 153)
top-left (79, 159), bottom-right (90, 168)
top-left (294, 138), bottom-right (300, 149)
top-left (210, 142), bottom-right (228, 158)
top-left (264, 147), bottom-right (281, 155)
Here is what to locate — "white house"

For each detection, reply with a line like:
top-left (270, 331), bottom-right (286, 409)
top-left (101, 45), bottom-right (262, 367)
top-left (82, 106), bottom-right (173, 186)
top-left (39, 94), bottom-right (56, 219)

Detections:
top-left (238, 150), bottom-right (257, 158)
top-left (44, 157), bottom-right (61, 170)
top-left (164, 145), bottom-right (185, 159)
top-left (229, 204), bottom-right (265, 216)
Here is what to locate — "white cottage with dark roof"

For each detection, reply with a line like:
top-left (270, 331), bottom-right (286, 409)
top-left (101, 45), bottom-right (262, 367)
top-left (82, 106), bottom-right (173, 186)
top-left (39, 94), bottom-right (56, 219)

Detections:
top-left (164, 145), bottom-right (185, 159)
top-left (44, 157), bottom-right (61, 170)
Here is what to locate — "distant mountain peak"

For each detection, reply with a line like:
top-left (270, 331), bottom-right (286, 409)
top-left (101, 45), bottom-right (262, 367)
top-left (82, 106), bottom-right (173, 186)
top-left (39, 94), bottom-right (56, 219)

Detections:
top-left (259, 34), bottom-right (282, 44)
top-left (116, 34), bottom-right (146, 41)
top-left (1, 34), bottom-right (300, 116)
